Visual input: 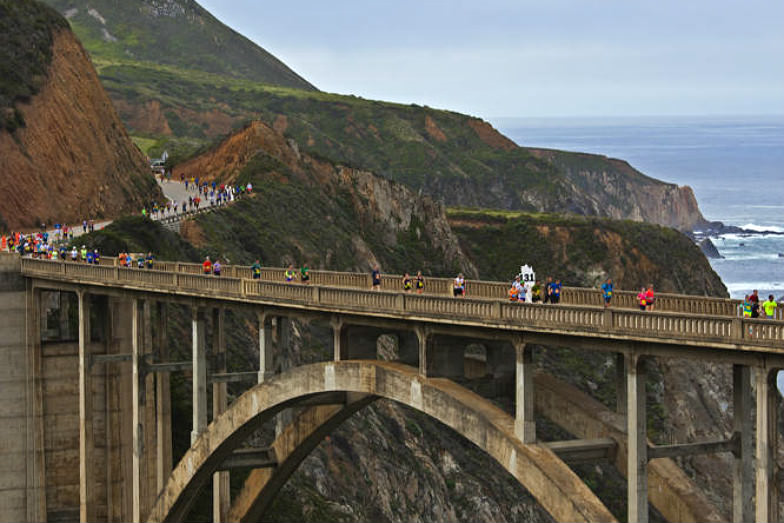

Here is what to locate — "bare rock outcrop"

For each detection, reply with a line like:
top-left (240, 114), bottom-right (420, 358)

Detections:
top-left (0, 29), bottom-right (160, 229)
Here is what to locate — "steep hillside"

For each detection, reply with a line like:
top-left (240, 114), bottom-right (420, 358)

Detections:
top-left (40, 0), bottom-right (314, 90)
top-left (173, 120), bottom-right (475, 276)
top-left (0, 0), bottom-right (161, 230)
top-left (40, 1), bottom-right (707, 231)
top-left (449, 209), bottom-right (727, 296)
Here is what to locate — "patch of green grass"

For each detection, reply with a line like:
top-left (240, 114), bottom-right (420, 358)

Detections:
top-left (130, 135), bottom-right (157, 155)
top-left (0, 0), bottom-right (68, 132)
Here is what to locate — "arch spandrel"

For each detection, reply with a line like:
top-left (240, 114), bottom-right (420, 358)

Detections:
top-left (147, 361), bottom-right (616, 523)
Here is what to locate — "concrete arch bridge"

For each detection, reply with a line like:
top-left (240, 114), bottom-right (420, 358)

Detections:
top-left (1, 254), bottom-right (782, 522)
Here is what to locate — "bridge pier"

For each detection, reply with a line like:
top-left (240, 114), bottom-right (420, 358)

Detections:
top-left (514, 340), bottom-right (535, 444)
top-left (131, 299), bottom-right (145, 523)
top-left (627, 353), bottom-right (648, 523)
top-left (257, 312), bottom-right (273, 383)
top-left (155, 302), bottom-right (173, 495)
top-left (212, 308), bottom-right (230, 523)
top-left (192, 307), bottom-right (207, 444)
top-left (78, 290), bottom-right (95, 523)
top-left (732, 364), bottom-right (753, 523)
top-left (755, 366), bottom-right (779, 523)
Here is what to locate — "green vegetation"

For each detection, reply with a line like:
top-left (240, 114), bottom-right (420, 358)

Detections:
top-left (192, 181), bottom-right (461, 277)
top-left (0, 0), bottom-right (68, 132)
top-left (448, 208), bottom-right (727, 296)
top-left (73, 215), bottom-right (199, 260)
top-left (40, 0), bottom-right (314, 89)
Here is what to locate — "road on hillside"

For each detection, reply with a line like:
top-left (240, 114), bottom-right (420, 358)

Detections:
top-left (36, 179), bottom-right (199, 243)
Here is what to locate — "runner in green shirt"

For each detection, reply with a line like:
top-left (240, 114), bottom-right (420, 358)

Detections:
top-left (762, 295), bottom-right (778, 319)
top-left (300, 264), bottom-right (310, 284)
top-left (251, 259), bottom-right (262, 279)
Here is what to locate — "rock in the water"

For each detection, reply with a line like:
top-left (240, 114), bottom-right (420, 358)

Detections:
top-left (699, 238), bottom-right (724, 259)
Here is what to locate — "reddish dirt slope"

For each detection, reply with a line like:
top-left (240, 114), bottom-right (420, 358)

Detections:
top-left (0, 29), bottom-right (160, 230)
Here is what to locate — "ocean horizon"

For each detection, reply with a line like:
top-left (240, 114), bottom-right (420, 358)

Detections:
top-left (491, 114), bottom-right (784, 301)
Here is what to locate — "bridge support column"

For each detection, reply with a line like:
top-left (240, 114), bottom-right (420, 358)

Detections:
top-left (755, 366), bottom-right (779, 523)
top-left (131, 299), bottom-right (145, 523)
top-left (212, 308), bottom-right (230, 523)
top-left (155, 302), bottom-right (173, 495)
top-left (192, 307), bottom-right (207, 443)
top-left (416, 326), bottom-right (430, 376)
top-left (514, 341), bottom-right (535, 444)
top-left (78, 290), bottom-right (95, 523)
top-left (258, 312), bottom-right (273, 383)
top-left (627, 354), bottom-right (648, 523)
top-left (732, 364), bottom-right (753, 523)
top-left (332, 317), bottom-right (348, 361)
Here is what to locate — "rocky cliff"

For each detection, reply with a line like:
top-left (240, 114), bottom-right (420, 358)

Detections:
top-left (527, 148), bottom-right (708, 231)
top-left (173, 120), bottom-right (475, 276)
top-left (0, 9), bottom-right (160, 230)
top-left (448, 209), bottom-right (726, 296)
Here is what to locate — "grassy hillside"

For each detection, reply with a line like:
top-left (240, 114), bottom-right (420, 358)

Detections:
top-left (41, 0), bottom-right (707, 230)
top-left (0, 0), bottom-right (68, 131)
top-left (40, 0), bottom-right (314, 90)
top-left (449, 208), bottom-right (727, 297)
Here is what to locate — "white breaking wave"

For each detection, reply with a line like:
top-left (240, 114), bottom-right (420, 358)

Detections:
top-left (725, 282), bottom-right (784, 293)
top-left (739, 223), bottom-right (784, 233)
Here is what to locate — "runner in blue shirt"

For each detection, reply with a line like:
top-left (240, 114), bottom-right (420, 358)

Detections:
top-left (601, 278), bottom-right (613, 308)
top-left (551, 279), bottom-right (562, 304)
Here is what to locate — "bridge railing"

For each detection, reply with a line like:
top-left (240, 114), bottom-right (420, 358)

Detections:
top-left (22, 257), bottom-right (777, 320)
top-left (21, 258), bottom-right (784, 347)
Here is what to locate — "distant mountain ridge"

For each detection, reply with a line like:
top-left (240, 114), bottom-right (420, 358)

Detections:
top-left (40, 0), bottom-right (315, 90)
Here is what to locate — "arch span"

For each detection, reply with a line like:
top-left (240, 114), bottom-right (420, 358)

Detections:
top-left (148, 361), bottom-right (616, 523)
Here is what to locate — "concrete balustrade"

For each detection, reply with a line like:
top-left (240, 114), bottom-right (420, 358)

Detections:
top-left (18, 257), bottom-right (784, 351)
top-left (51, 256), bottom-right (781, 319)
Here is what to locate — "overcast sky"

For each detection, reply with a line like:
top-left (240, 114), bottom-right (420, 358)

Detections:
top-left (198, 0), bottom-right (784, 119)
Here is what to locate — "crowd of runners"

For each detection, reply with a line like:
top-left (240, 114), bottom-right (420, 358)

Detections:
top-left (141, 173), bottom-right (251, 220)
top-left (4, 224), bottom-right (781, 320)
top-left (741, 289), bottom-right (779, 320)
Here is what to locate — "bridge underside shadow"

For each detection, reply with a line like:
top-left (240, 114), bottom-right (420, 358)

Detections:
top-left (147, 360), bottom-right (616, 523)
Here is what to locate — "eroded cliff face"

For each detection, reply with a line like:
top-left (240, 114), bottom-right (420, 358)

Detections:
top-left (0, 29), bottom-right (159, 229)
top-left (527, 148), bottom-right (708, 231)
top-left (176, 120), bottom-right (476, 276)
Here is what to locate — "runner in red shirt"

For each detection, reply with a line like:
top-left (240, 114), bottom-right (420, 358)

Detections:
top-left (645, 284), bottom-right (655, 311)
top-left (202, 256), bottom-right (212, 274)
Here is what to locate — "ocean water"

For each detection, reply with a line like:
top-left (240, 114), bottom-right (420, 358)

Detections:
top-left (492, 115), bottom-right (784, 300)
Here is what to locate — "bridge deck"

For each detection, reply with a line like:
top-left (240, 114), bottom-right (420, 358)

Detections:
top-left (19, 257), bottom-right (784, 358)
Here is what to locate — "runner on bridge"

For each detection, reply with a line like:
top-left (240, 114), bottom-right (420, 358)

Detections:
top-left (453, 273), bottom-right (466, 297)
top-left (601, 278), bottom-right (614, 307)
top-left (202, 256), bottom-right (212, 275)
top-left (251, 259), bottom-right (262, 279)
